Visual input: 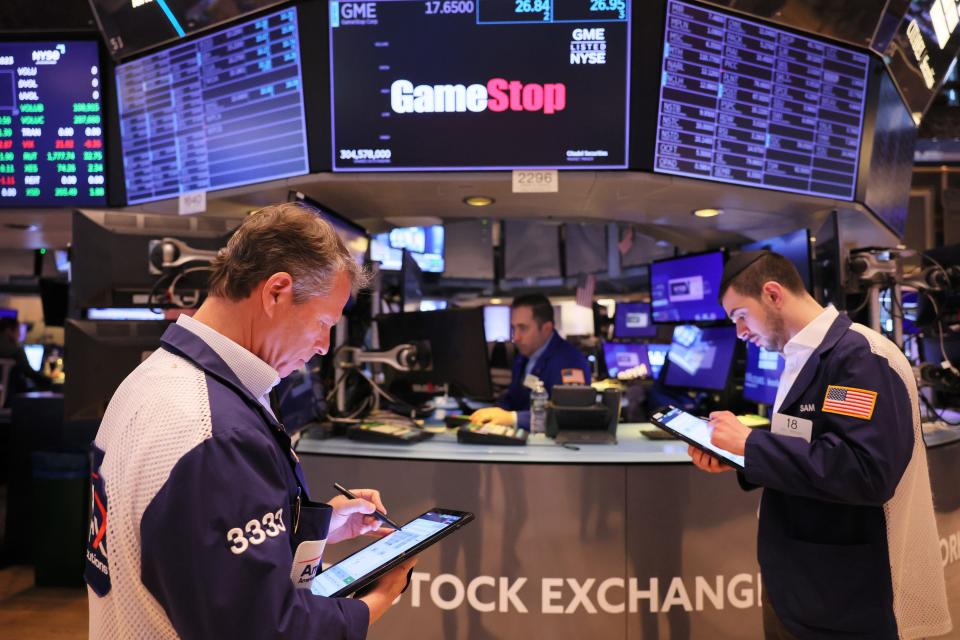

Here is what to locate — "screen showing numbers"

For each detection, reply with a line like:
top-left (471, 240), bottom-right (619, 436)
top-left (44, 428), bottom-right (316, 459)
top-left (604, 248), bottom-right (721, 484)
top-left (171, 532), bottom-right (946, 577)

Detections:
top-left (115, 7), bottom-right (309, 205)
top-left (0, 40), bottom-right (106, 207)
top-left (654, 0), bottom-right (870, 200)
top-left (329, 0), bottom-right (630, 170)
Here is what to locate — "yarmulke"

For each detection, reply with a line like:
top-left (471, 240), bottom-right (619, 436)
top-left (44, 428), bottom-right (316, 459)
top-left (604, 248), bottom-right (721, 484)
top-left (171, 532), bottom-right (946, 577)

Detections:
top-left (719, 250), bottom-right (770, 295)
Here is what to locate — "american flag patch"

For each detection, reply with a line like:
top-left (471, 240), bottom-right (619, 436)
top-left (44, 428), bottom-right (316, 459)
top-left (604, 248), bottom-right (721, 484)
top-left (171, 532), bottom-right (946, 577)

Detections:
top-left (822, 385), bottom-right (877, 420)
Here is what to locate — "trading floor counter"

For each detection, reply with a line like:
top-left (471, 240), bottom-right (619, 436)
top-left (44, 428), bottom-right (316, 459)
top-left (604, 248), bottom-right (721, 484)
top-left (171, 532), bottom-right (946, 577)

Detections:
top-left (296, 424), bottom-right (960, 639)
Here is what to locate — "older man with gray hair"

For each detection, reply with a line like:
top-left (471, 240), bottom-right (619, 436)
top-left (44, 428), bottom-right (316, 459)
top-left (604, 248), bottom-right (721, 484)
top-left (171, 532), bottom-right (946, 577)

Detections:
top-left (85, 203), bottom-right (414, 640)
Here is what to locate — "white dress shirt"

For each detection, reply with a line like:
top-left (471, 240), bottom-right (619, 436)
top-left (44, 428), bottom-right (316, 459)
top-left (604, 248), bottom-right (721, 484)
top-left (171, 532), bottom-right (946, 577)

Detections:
top-left (773, 305), bottom-right (839, 413)
top-left (176, 314), bottom-right (281, 419)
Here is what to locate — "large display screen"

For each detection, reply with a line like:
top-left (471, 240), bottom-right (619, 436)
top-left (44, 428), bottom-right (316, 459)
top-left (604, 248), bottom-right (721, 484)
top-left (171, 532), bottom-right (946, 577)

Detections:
top-left (650, 252), bottom-right (726, 322)
top-left (0, 41), bottom-right (106, 207)
top-left (654, 0), bottom-right (870, 200)
top-left (664, 324), bottom-right (737, 391)
top-left (91, 0), bottom-right (286, 60)
top-left (329, 0), bottom-right (630, 170)
top-left (116, 7), bottom-right (309, 205)
top-left (743, 342), bottom-right (783, 405)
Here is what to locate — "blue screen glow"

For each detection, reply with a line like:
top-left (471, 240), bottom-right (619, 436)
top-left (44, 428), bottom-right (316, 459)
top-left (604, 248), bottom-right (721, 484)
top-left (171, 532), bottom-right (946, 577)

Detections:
top-left (604, 342), bottom-right (652, 379)
top-left (664, 325), bottom-right (737, 391)
top-left (651, 252), bottom-right (726, 322)
top-left (614, 301), bottom-right (657, 338)
top-left (743, 342), bottom-right (783, 405)
top-left (116, 7), bottom-right (309, 205)
top-left (646, 343), bottom-right (670, 380)
top-left (371, 225), bottom-right (445, 272)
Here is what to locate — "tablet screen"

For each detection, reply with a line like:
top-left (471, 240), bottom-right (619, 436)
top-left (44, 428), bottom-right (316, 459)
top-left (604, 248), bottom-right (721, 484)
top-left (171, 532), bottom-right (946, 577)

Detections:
top-left (310, 511), bottom-right (465, 597)
top-left (655, 407), bottom-right (745, 469)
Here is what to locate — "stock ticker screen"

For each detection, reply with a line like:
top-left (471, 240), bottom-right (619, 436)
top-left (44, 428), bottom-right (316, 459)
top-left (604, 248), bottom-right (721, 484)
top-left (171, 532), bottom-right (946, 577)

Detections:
top-left (329, 0), bottom-right (630, 170)
top-left (654, 0), bottom-right (870, 200)
top-left (116, 7), bottom-right (309, 204)
top-left (0, 41), bottom-right (106, 207)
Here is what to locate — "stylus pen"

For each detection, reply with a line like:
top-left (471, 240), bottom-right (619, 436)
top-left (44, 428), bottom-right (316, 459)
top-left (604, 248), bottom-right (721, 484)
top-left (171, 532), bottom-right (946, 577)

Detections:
top-left (332, 482), bottom-right (403, 530)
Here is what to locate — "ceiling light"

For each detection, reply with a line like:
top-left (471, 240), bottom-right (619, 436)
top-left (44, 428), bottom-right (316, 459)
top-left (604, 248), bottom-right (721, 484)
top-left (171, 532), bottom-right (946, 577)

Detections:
top-left (490, 298), bottom-right (502, 305)
top-left (464, 195), bottom-right (494, 207)
top-left (692, 208), bottom-right (722, 218)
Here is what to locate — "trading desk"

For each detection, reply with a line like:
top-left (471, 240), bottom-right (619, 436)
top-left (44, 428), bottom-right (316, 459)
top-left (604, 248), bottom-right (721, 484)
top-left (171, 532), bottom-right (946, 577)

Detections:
top-left (296, 423), bottom-right (960, 640)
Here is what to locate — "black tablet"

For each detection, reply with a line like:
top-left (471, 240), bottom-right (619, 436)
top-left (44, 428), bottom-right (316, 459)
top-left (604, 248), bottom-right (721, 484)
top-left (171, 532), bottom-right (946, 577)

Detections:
top-left (650, 406), bottom-right (746, 470)
top-left (310, 508), bottom-right (474, 598)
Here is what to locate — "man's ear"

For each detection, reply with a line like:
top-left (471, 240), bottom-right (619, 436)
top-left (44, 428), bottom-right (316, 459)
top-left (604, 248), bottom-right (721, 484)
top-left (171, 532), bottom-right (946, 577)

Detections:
top-left (762, 281), bottom-right (785, 308)
top-left (260, 272), bottom-right (294, 318)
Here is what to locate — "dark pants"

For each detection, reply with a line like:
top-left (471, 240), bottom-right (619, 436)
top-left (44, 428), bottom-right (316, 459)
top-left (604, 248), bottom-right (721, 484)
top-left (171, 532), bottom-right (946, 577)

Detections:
top-left (763, 598), bottom-right (802, 640)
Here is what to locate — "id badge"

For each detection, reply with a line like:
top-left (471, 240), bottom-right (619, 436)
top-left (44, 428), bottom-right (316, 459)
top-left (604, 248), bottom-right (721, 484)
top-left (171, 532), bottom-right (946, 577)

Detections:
top-left (772, 412), bottom-right (813, 443)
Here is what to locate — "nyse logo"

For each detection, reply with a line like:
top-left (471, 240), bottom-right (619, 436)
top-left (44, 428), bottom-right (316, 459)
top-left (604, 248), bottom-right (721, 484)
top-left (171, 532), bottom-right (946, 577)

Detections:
top-left (570, 28), bottom-right (607, 65)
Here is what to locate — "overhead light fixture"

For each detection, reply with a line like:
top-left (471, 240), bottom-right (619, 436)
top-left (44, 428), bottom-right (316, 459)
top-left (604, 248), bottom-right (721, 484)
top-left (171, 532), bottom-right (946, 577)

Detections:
top-left (490, 298), bottom-right (502, 305)
top-left (692, 208), bottom-right (722, 218)
top-left (464, 195), bottom-right (494, 207)
top-left (655, 240), bottom-right (671, 248)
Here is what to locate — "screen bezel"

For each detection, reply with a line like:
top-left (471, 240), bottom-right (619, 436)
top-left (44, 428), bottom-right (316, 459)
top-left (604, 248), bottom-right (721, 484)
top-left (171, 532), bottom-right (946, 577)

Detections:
top-left (650, 405), bottom-right (745, 470)
top-left (317, 508), bottom-right (474, 598)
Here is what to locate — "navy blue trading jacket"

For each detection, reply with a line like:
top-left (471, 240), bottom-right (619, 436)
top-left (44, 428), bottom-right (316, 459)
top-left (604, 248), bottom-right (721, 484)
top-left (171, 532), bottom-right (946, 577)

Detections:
top-left (739, 313), bottom-right (949, 639)
top-left (85, 323), bottom-right (369, 639)
top-left (498, 331), bottom-right (591, 429)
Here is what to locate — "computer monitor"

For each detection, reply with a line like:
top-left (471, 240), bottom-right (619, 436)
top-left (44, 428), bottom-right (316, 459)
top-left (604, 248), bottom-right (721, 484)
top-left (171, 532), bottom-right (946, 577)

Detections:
top-left (370, 225), bottom-right (445, 273)
top-left (273, 355), bottom-right (326, 433)
top-left (814, 211), bottom-right (845, 309)
top-left (484, 305), bottom-right (511, 342)
top-left (650, 252), bottom-right (727, 322)
top-left (0, 308), bottom-right (17, 320)
top-left (72, 210), bottom-right (237, 310)
top-left (87, 308), bottom-right (166, 321)
top-left (401, 250), bottom-right (424, 313)
top-left (376, 308), bottom-right (492, 401)
top-left (646, 343), bottom-right (671, 380)
top-left (664, 325), bottom-right (738, 391)
top-left (64, 319), bottom-right (171, 421)
top-left (23, 344), bottom-right (45, 372)
top-left (743, 343), bottom-right (784, 406)
top-left (419, 299), bottom-right (448, 312)
top-left (742, 229), bottom-right (814, 293)
top-left (614, 302), bottom-right (656, 338)
top-left (603, 342), bottom-right (652, 379)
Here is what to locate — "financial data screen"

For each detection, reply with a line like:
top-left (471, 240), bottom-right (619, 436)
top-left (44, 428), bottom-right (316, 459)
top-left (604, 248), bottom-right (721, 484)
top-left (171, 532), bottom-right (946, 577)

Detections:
top-left (116, 7), bottom-right (309, 204)
top-left (311, 511), bottom-right (462, 597)
top-left (329, 0), bottom-right (630, 170)
top-left (604, 342), bottom-right (651, 378)
top-left (0, 41), bottom-right (105, 207)
top-left (654, 0), bottom-right (870, 200)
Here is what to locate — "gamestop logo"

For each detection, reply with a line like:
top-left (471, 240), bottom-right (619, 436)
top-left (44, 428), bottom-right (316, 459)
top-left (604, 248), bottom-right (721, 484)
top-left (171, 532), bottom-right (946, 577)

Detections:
top-left (390, 78), bottom-right (566, 115)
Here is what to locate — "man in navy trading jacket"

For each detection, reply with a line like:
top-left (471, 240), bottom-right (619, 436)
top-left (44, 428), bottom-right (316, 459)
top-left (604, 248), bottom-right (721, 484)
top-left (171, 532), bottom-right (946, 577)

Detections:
top-left (470, 293), bottom-right (591, 429)
top-left (85, 203), bottom-right (415, 639)
top-left (688, 250), bottom-right (951, 639)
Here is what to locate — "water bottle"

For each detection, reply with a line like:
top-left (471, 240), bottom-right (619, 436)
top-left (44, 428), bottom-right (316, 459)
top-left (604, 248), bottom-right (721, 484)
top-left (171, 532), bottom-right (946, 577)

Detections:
top-left (529, 381), bottom-right (548, 434)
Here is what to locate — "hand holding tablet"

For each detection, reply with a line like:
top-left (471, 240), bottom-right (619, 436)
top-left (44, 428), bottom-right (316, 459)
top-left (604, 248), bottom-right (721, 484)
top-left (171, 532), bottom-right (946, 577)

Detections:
top-left (650, 406), bottom-right (746, 470)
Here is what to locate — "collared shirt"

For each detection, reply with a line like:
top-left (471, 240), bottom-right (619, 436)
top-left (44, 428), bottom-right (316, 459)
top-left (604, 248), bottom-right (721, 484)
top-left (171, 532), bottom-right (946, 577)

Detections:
top-left (523, 332), bottom-right (553, 380)
top-left (773, 305), bottom-right (839, 413)
top-left (176, 314), bottom-right (281, 419)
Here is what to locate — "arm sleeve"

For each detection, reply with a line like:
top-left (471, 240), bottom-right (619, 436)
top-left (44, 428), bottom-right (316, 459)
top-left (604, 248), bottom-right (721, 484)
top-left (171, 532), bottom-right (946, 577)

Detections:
top-left (742, 343), bottom-right (914, 506)
top-left (140, 426), bottom-right (369, 640)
